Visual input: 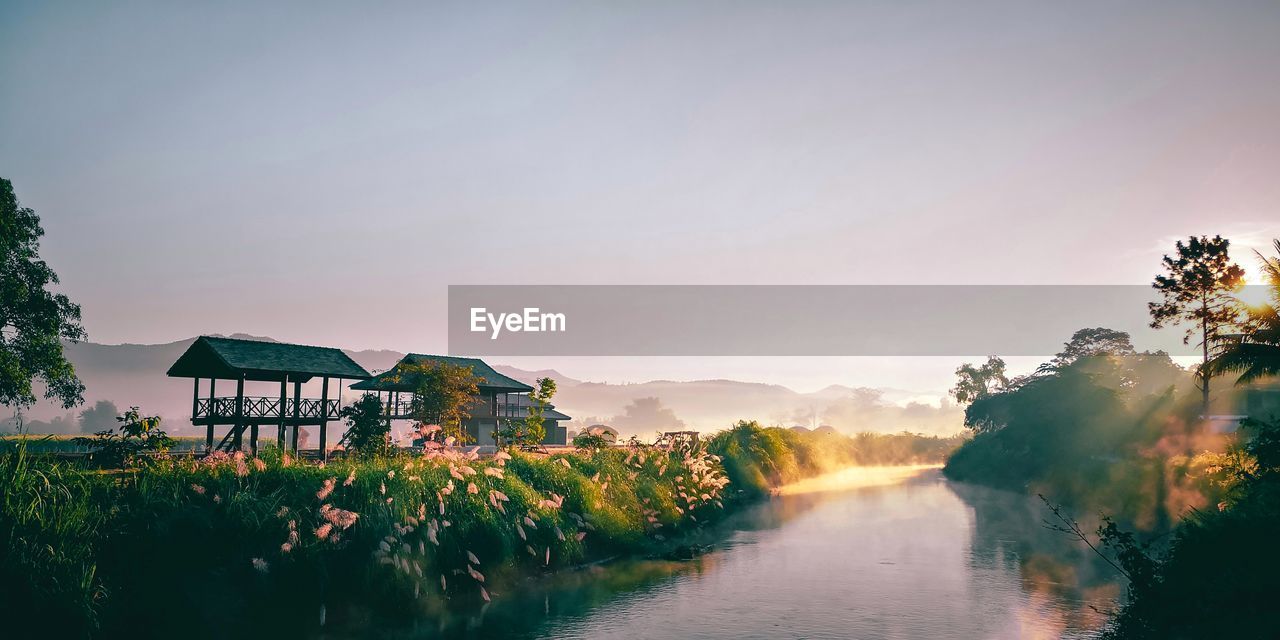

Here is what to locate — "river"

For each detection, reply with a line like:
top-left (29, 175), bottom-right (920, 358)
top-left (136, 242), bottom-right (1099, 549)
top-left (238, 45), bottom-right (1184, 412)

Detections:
top-left (355, 467), bottom-right (1122, 640)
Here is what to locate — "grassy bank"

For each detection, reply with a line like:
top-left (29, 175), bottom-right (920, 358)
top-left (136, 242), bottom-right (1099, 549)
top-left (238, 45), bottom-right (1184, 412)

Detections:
top-left (941, 357), bottom-right (1223, 529)
top-left (0, 422), bottom-right (956, 639)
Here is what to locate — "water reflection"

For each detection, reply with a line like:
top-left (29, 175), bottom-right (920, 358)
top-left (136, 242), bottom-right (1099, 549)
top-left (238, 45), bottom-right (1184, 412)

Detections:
top-left (340, 469), bottom-right (1121, 639)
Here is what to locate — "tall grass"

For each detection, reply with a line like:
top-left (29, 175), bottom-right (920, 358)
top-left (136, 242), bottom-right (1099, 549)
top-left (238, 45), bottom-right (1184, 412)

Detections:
top-left (707, 420), bottom-right (961, 499)
top-left (0, 424), bottom-right (956, 637)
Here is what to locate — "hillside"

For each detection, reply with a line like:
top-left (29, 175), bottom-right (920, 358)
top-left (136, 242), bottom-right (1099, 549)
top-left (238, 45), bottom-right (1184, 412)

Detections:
top-left (7, 337), bottom-right (963, 437)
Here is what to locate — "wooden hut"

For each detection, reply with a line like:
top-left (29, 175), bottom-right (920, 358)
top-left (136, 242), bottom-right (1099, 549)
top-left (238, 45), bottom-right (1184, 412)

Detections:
top-left (167, 336), bottom-right (371, 456)
top-left (349, 354), bottom-right (570, 446)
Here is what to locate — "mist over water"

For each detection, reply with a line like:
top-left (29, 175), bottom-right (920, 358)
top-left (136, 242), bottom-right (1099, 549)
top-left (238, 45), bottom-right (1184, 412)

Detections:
top-left (351, 469), bottom-right (1120, 639)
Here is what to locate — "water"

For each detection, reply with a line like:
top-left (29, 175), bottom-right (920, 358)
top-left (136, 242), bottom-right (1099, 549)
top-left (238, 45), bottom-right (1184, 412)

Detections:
top-left (360, 468), bottom-right (1122, 640)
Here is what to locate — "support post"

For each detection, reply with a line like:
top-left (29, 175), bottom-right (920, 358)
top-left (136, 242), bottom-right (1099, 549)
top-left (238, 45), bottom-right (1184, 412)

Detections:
top-left (206, 378), bottom-right (217, 452)
top-left (278, 376), bottom-right (288, 452)
top-left (319, 377), bottom-right (330, 460)
top-left (291, 380), bottom-right (302, 453)
top-left (385, 390), bottom-right (393, 434)
top-left (250, 423), bottom-right (258, 455)
top-left (233, 376), bottom-right (245, 451)
top-left (192, 377), bottom-right (200, 424)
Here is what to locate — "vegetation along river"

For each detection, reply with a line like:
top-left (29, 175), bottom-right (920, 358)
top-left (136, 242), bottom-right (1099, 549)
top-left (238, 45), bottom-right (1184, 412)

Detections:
top-left (343, 467), bottom-right (1123, 640)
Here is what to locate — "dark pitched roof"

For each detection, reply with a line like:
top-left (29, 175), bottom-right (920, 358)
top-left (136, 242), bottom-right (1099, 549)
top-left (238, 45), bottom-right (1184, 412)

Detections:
top-left (497, 395), bottom-right (571, 421)
top-left (350, 354), bottom-right (533, 393)
top-left (167, 336), bottom-right (372, 382)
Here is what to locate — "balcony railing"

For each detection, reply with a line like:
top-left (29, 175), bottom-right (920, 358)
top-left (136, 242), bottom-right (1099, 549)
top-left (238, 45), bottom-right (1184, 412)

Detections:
top-left (379, 396), bottom-right (525, 420)
top-left (195, 397), bottom-right (340, 422)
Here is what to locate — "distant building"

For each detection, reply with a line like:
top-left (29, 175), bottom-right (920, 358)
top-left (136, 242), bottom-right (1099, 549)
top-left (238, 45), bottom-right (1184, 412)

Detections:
top-left (495, 393), bottom-right (571, 445)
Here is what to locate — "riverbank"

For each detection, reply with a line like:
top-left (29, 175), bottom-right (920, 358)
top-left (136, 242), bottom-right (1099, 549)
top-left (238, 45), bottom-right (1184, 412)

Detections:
top-left (0, 422), bottom-right (959, 639)
top-left (353, 465), bottom-right (1118, 639)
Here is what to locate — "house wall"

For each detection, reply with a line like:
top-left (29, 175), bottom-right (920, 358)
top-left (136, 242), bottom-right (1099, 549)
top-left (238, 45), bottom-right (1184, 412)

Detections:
top-left (463, 417), bottom-right (567, 446)
top-left (544, 421), bottom-right (567, 445)
top-left (464, 417), bottom-right (500, 446)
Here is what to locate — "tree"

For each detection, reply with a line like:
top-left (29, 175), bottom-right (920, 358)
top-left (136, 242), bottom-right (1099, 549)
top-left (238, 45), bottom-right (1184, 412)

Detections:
top-left (496, 376), bottom-right (556, 448)
top-left (78, 399), bottom-right (120, 434)
top-left (1040, 327), bottom-right (1135, 373)
top-left (0, 177), bottom-right (86, 410)
top-left (950, 356), bottom-right (1009, 404)
top-left (403, 361), bottom-right (481, 444)
top-left (1149, 235), bottom-right (1245, 414)
top-left (338, 393), bottom-right (390, 456)
top-left (1207, 239), bottom-right (1280, 386)
top-left (610, 396), bottom-right (685, 433)
top-left (525, 377), bottom-right (556, 444)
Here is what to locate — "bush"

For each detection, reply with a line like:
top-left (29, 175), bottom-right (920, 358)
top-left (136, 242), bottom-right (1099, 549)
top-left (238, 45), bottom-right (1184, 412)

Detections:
top-left (338, 393), bottom-right (390, 457)
top-left (71, 406), bottom-right (172, 468)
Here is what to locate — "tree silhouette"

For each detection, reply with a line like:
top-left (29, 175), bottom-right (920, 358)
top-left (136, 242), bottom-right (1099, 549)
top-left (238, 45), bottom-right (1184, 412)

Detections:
top-left (79, 399), bottom-right (120, 434)
top-left (1040, 327), bottom-right (1135, 374)
top-left (1149, 235), bottom-right (1245, 414)
top-left (1207, 239), bottom-right (1280, 386)
top-left (404, 361), bottom-right (481, 444)
top-left (0, 177), bottom-right (86, 410)
top-left (950, 356), bottom-right (1009, 404)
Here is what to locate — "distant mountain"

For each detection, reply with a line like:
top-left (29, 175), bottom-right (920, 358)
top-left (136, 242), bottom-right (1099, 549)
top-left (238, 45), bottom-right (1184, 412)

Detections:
top-left (8, 337), bottom-right (963, 437)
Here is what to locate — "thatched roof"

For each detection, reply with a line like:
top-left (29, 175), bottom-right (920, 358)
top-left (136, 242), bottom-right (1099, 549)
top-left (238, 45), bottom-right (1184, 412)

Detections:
top-left (166, 336), bottom-right (371, 382)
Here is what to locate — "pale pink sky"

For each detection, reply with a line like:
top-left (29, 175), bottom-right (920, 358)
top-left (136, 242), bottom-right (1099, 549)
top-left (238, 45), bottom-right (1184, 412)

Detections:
top-left (2, 1), bottom-right (1278, 394)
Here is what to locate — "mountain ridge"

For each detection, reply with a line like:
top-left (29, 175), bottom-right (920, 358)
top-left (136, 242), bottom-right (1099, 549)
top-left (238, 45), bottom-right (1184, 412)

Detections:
top-left (7, 337), bottom-right (962, 437)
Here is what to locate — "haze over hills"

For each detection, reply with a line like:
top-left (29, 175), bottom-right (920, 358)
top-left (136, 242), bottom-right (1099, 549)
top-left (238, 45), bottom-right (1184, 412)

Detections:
top-left (7, 336), bottom-right (964, 437)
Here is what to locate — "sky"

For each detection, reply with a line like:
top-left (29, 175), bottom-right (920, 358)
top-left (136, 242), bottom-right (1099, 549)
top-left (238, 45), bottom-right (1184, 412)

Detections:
top-left (3, 1), bottom-right (1280, 395)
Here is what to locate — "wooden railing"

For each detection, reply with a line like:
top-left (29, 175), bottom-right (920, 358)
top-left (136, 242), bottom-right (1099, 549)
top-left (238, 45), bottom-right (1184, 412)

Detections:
top-left (379, 395), bottom-right (525, 420)
top-left (195, 397), bottom-right (339, 422)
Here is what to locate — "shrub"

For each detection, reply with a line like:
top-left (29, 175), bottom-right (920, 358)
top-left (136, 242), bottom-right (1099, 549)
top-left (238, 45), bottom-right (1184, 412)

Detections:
top-left (338, 393), bottom-right (390, 457)
top-left (71, 406), bottom-right (172, 468)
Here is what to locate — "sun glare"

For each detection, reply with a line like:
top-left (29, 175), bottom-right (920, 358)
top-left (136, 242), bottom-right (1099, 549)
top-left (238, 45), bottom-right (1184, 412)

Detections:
top-left (1237, 267), bottom-right (1274, 309)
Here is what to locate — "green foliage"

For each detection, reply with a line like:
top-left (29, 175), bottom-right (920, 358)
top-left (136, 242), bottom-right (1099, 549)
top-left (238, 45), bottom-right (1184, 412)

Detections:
top-left (338, 393), bottom-right (389, 457)
top-left (944, 333), bottom-right (1197, 523)
top-left (1101, 416), bottom-right (1280, 639)
top-left (1039, 327), bottom-right (1135, 374)
top-left (1149, 234), bottom-right (1246, 410)
top-left (708, 420), bottom-right (962, 501)
top-left (523, 377), bottom-right (555, 445)
top-left (1207, 238), bottom-right (1280, 385)
top-left (497, 377), bottom-right (556, 448)
top-left (401, 362), bottom-right (481, 444)
top-left (71, 406), bottom-right (173, 468)
top-left (950, 356), bottom-right (1009, 404)
top-left (707, 421), bottom-right (796, 499)
top-left (571, 430), bottom-right (610, 451)
top-left (0, 416), bottom-right (955, 636)
top-left (0, 444), bottom-right (109, 637)
top-left (0, 177), bottom-right (87, 410)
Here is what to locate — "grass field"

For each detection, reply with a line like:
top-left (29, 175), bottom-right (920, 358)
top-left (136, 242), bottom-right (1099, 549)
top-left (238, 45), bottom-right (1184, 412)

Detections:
top-left (0, 422), bottom-right (959, 638)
